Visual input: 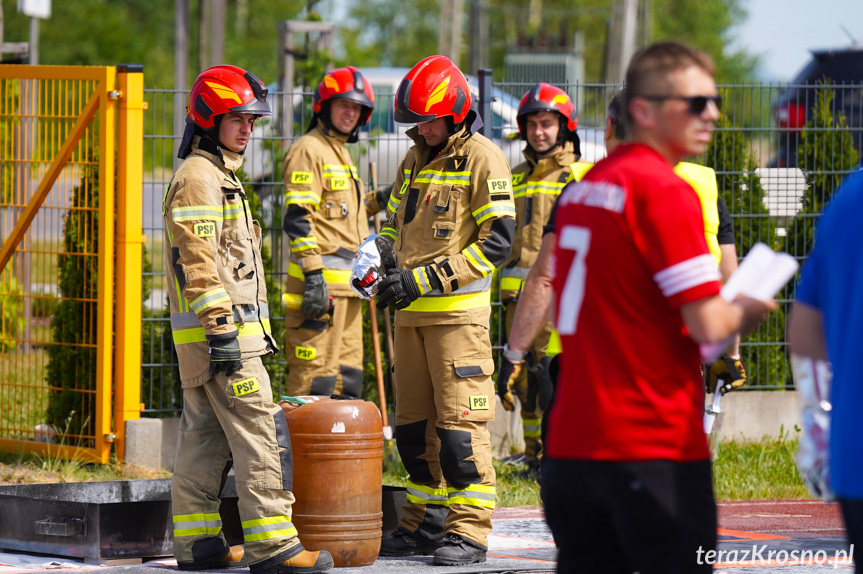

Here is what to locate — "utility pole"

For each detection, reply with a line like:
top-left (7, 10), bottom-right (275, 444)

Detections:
top-left (174, 0), bottom-right (189, 170)
top-left (199, 0), bottom-right (226, 71)
top-left (639, 0), bottom-right (651, 48)
top-left (0, 0), bottom-right (31, 61)
top-left (468, 0), bottom-right (488, 75)
top-left (605, 0), bottom-right (638, 84)
top-left (438, 0), bottom-right (464, 66)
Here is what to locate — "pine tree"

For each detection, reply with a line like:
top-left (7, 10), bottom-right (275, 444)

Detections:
top-left (784, 85), bottom-right (860, 260)
top-left (45, 158), bottom-right (100, 439)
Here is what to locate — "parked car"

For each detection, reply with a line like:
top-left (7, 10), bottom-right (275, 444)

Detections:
top-left (770, 45), bottom-right (863, 167)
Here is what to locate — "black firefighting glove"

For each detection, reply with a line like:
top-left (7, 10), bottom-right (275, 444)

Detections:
top-left (375, 266), bottom-right (439, 311)
top-left (301, 270), bottom-right (330, 319)
top-left (707, 355), bottom-right (747, 395)
top-left (375, 184), bottom-right (393, 212)
top-left (496, 356), bottom-right (524, 412)
top-left (207, 333), bottom-right (242, 379)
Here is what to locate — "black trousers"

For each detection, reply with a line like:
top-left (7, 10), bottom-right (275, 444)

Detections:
top-left (839, 497), bottom-right (863, 573)
top-left (542, 457), bottom-right (716, 574)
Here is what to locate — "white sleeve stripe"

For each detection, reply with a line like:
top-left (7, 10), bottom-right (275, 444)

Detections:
top-left (653, 254), bottom-right (720, 298)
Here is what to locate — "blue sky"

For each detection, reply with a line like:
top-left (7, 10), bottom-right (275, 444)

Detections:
top-left (731, 0), bottom-right (862, 81)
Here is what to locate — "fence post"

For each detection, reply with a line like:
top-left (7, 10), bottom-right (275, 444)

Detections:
top-left (478, 68), bottom-right (492, 139)
top-left (115, 64), bottom-right (145, 462)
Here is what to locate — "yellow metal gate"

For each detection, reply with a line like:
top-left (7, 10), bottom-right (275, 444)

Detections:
top-left (0, 65), bottom-right (144, 464)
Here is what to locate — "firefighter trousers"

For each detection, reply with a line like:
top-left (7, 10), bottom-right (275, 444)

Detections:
top-left (171, 357), bottom-right (302, 566)
top-left (392, 320), bottom-right (497, 549)
top-left (284, 295), bottom-right (363, 398)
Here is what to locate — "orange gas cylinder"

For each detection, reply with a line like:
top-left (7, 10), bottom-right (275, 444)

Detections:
top-left (280, 396), bottom-right (384, 567)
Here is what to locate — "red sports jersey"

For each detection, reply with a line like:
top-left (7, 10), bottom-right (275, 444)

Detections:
top-left (547, 143), bottom-right (721, 461)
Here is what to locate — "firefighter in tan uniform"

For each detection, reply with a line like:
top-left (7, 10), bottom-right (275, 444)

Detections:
top-left (164, 65), bottom-right (332, 574)
top-left (281, 67), bottom-right (386, 398)
top-left (499, 84), bottom-right (582, 474)
top-left (375, 56), bottom-right (515, 566)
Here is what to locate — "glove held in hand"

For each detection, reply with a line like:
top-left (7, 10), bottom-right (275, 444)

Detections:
top-left (496, 354), bottom-right (524, 412)
top-left (208, 334), bottom-right (242, 379)
top-left (301, 271), bottom-right (330, 319)
top-left (707, 355), bottom-right (747, 395)
top-left (376, 266), bottom-right (439, 310)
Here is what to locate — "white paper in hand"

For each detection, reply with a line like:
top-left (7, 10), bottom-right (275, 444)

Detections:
top-left (700, 243), bottom-right (798, 363)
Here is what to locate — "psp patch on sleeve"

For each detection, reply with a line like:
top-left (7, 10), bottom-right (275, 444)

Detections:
top-left (291, 171), bottom-right (313, 185)
top-left (232, 377), bottom-right (260, 397)
top-left (469, 395), bottom-right (490, 410)
top-left (487, 178), bottom-right (511, 194)
top-left (193, 222), bottom-right (216, 237)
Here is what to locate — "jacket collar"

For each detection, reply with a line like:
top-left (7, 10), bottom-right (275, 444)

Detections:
top-left (522, 140), bottom-right (576, 172)
top-left (315, 119), bottom-right (351, 144)
top-left (190, 135), bottom-right (244, 174)
top-left (405, 109), bottom-right (484, 162)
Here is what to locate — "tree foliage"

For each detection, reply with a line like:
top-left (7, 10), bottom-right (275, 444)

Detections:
top-left (340, 0), bottom-right (757, 83)
top-left (45, 157), bottom-right (100, 438)
top-left (784, 86), bottom-right (860, 260)
top-left (705, 110), bottom-right (787, 387)
top-left (1, 0), bottom-right (305, 86)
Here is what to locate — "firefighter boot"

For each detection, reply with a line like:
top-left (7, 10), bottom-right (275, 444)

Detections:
top-left (379, 528), bottom-right (443, 556)
top-left (433, 533), bottom-right (487, 566)
top-left (177, 538), bottom-right (246, 571)
top-left (251, 547), bottom-right (334, 574)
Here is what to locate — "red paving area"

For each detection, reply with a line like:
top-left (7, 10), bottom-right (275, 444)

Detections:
top-left (493, 501), bottom-right (845, 538)
top-left (717, 500), bottom-right (846, 538)
top-left (492, 506), bottom-right (545, 520)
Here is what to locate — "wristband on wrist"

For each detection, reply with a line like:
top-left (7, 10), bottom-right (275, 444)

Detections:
top-left (501, 343), bottom-right (527, 363)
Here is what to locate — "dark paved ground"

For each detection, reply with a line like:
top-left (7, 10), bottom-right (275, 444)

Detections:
top-left (1, 502), bottom-right (853, 573)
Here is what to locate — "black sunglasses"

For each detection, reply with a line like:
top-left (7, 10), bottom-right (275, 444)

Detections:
top-left (642, 95), bottom-right (722, 115)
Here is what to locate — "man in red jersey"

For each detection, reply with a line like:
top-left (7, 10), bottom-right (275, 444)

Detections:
top-left (542, 42), bottom-right (775, 574)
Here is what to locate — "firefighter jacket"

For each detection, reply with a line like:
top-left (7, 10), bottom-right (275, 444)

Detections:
top-left (500, 141), bottom-right (578, 301)
top-left (163, 136), bottom-right (277, 388)
top-left (282, 121), bottom-right (383, 298)
top-left (380, 110), bottom-right (516, 327)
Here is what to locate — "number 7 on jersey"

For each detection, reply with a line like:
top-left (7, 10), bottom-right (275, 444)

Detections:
top-left (557, 225), bottom-right (591, 335)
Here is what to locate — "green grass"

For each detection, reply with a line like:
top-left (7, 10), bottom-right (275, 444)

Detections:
top-left (0, 450), bottom-right (170, 485)
top-left (383, 434), bottom-right (812, 506)
top-left (1, 424), bottom-right (811, 504)
top-left (712, 433), bottom-right (812, 500)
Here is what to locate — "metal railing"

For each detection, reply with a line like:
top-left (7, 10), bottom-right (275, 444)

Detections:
top-left (0, 65), bottom-right (144, 463)
top-left (138, 79), bottom-right (862, 415)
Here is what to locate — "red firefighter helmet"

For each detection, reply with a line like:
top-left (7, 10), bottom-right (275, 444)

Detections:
top-left (517, 83), bottom-right (577, 141)
top-left (312, 66), bottom-right (375, 120)
top-left (187, 65), bottom-right (271, 131)
top-left (308, 67), bottom-right (375, 141)
top-left (394, 55), bottom-right (472, 124)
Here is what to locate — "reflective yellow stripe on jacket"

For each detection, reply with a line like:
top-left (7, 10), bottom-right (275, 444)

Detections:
top-left (513, 179), bottom-right (566, 199)
top-left (172, 318), bottom-right (273, 345)
top-left (287, 261), bottom-right (352, 285)
top-left (403, 276), bottom-right (492, 312)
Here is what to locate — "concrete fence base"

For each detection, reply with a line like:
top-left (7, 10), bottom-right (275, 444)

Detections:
top-left (131, 390), bottom-right (802, 472)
